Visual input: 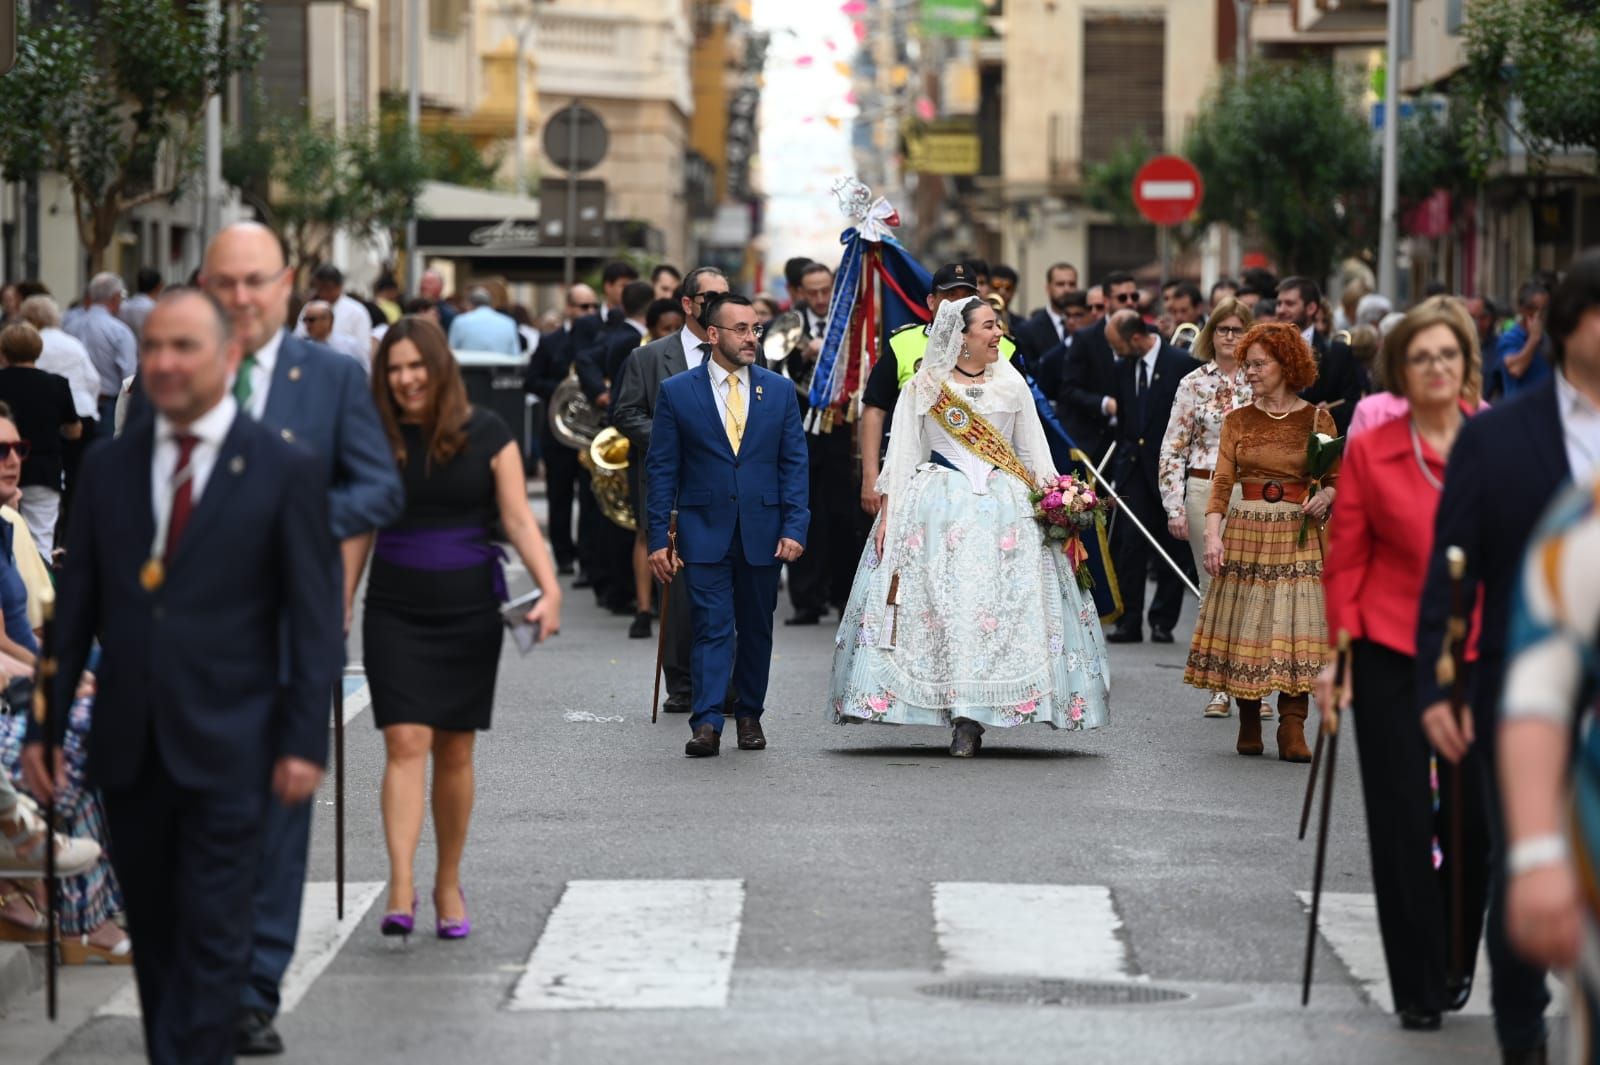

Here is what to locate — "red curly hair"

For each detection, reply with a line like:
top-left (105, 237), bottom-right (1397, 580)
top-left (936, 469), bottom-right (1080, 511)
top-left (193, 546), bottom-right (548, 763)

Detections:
top-left (1236, 321), bottom-right (1319, 392)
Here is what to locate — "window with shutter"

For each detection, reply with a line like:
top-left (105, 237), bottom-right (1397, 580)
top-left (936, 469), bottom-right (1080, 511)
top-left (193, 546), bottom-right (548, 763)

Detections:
top-left (257, 2), bottom-right (308, 118)
top-left (1081, 15), bottom-right (1165, 168)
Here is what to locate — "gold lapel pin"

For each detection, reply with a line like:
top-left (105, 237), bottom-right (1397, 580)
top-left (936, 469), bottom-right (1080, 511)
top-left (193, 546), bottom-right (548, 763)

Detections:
top-left (755, 385), bottom-right (764, 400)
top-left (230, 455), bottom-right (246, 475)
top-left (139, 558), bottom-right (165, 592)
top-left (288, 366), bottom-right (303, 382)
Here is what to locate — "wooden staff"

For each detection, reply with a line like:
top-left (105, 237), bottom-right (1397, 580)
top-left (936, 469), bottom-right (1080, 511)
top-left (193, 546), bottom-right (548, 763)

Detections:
top-left (30, 598), bottom-right (58, 1021)
top-left (1302, 628), bottom-right (1352, 1006)
top-left (1436, 545), bottom-right (1471, 986)
top-left (650, 510), bottom-right (678, 724)
top-left (1299, 632), bottom-right (1351, 841)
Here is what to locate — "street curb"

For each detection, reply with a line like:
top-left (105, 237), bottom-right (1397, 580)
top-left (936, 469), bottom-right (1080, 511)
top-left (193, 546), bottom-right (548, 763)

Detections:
top-left (0, 941), bottom-right (34, 1012)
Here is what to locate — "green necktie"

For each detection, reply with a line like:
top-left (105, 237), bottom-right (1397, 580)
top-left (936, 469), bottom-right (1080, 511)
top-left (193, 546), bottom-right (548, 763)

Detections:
top-left (234, 353), bottom-right (257, 409)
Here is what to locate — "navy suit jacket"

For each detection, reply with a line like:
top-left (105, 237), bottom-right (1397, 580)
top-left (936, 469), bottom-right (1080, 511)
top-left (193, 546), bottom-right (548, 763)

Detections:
top-left (1014, 309), bottom-right (1063, 378)
top-left (261, 333), bottom-right (403, 540)
top-left (1414, 379), bottom-right (1571, 727)
top-left (1111, 342), bottom-right (1203, 496)
top-left (40, 412), bottom-right (343, 793)
top-left (1059, 319), bottom-right (1119, 460)
top-left (645, 362), bottom-right (809, 567)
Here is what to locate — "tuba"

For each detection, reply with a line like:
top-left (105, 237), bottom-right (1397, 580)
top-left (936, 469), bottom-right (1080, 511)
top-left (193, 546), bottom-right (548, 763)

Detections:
top-left (1172, 322), bottom-right (1201, 349)
top-left (582, 426), bottom-right (635, 531)
top-left (764, 310), bottom-right (810, 398)
top-left (549, 366), bottom-right (603, 451)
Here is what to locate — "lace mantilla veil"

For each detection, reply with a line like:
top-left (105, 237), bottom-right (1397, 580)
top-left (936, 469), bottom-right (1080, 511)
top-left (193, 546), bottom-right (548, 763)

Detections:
top-left (873, 297), bottom-right (1057, 550)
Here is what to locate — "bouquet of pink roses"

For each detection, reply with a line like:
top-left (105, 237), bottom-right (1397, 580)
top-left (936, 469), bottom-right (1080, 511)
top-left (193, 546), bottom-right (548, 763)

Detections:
top-left (1029, 473), bottom-right (1109, 590)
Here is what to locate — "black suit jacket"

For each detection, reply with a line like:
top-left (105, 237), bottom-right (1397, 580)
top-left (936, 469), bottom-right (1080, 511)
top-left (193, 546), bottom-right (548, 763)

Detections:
top-left (1414, 380), bottom-right (1570, 728)
top-left (1302, 329), bottom-right (1361, 435)
top-left (40, 411), bottom-right (342, 793)
top-left (1111, 342), bottom-right (1203, 495)
top-left (524, 326), bottom-right (575, 405)
top-left (613, 332), bottom-right (692, 456)
top-left (1013, 309), bottom-right (1064, 378)
top-left (1059, 318), bottom-right (1119, 459)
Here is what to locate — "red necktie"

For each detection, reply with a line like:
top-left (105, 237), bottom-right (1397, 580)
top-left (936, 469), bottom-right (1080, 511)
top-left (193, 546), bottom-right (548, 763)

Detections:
top-left (165, 434), bottom-right (199, 558)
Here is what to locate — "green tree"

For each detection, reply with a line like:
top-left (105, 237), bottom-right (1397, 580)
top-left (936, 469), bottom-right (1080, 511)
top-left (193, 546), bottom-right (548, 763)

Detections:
top-left (1184, 62), bottom-right (1376, 278)
top-left (1458, 0), bottom-right (1600, 178)
top-left (224, 114), bottom-right (347, 275)
top-left (0, 1), bottom-right (263, 272)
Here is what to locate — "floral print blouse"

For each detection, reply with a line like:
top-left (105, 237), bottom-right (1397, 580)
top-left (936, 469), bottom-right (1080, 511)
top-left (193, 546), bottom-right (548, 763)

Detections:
top-left (1157, 361), bottom-right (1253, 520)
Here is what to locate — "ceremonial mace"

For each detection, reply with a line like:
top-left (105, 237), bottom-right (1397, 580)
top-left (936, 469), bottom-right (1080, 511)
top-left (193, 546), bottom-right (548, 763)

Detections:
top-left (1080, 444), bottom-right (1202, 599)
top-left (30, 598), bottom-right (58, 1020)
top-left (650, 510), bottom-right (678, 724)
top-left (1298, 635), bottom-right (1350, 840)
top-left (1437, 545), bottom-right (1471, 988)
top-left (1302, 629), bottom-right (1352, 1006)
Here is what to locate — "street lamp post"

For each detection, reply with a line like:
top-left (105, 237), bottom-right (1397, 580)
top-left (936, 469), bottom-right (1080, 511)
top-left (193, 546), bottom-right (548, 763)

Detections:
top-left (406, 0), bottom-right (422, 294)
top-left (1378, 0), bottom-right (1401, 300)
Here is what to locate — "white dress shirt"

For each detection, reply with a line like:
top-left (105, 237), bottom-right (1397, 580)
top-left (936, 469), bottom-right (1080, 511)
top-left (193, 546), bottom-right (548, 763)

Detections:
top-left (151, 394), bottom-right (238, 553)
top-left (37, 328), bottom-right (101, 419)
top-left (1556, 369), bottom-right (1600, 481)
top-left (1048, 308), bottom-right (1067, 343)
top-left (706, 358), bottom-right (751, 434)
top-left (679, 325), bottom-right (709, 370)
top-left (236, 328), bottom-right (285, 420)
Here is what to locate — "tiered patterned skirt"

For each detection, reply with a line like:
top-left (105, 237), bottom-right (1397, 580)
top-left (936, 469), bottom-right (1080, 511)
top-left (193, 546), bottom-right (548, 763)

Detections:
top-left (1184, 498), bottom-right (1329, 699)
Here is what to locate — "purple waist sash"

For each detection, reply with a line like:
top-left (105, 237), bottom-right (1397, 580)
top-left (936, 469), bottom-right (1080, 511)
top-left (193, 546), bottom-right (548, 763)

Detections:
top-left (373, 526), bottom-right (508, 601)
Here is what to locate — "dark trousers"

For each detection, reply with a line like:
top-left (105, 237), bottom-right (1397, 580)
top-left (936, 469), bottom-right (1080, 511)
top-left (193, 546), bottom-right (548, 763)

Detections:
top-left (600, 517), bottom-right (635, 612)
top-left (543, 434), bottom-right (580, 568)
top-left (788, 421), bottom-right (864, 615)
top-left (662, 564), bottom-right (693, 702)
top-left (104, 751), bottom-right (267, 1065)
top-left (97, 396), bottom-right (118, 439)
top-left (682, 525), bottom-right (781, 734)
top-left (1348, 640), bottom-right (1456, 1013)
top-left (240, 795), bottom-right (313, 1017)
top-left (1110, 470), bottom-right (1190, 631)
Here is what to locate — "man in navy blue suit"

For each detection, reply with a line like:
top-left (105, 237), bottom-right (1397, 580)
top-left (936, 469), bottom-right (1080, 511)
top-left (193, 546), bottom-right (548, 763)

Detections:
top-left (24, 289), bottom-right (343, 1064)
top-left (199, 223), bottom-right (404, 1056)
top-left (646, 295), bottom-right (809, 757)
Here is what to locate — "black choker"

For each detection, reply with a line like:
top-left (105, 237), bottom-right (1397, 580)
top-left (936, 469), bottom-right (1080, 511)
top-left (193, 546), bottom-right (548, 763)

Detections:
top-left (954, 364), bottom-right (985, 379)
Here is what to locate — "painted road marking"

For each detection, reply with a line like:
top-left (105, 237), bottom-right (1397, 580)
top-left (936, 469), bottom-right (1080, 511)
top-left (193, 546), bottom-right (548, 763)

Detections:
top-left (933, 882), bottom-right (1137, 980)
top-left (509, 879), bottom-right (745, 1011)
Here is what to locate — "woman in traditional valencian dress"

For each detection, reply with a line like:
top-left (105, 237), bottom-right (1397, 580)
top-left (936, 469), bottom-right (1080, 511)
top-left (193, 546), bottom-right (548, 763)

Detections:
top-left (829, 297), bottom-right (1110, 757)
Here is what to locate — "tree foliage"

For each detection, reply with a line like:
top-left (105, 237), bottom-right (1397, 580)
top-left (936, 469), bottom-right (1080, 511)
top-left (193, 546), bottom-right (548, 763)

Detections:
top-left (1458, 0), bottom-right (1600, 179)
top-left (1184, 62), bottom-right (1376, 278)
top-left (0, 1), bottom-right (263, 271)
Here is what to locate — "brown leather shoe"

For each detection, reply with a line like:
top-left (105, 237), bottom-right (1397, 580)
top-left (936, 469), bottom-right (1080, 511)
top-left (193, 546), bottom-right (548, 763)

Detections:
top-left (685, 725), bottom-right (721, 757)
top-left (735, 717), bottom-right (766, 750)
top-left (1276, 695), bottom-right (1313, 763)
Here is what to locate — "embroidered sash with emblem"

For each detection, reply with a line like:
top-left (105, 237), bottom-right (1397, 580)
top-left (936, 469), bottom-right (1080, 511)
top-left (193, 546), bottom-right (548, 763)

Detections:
top-left (927, 384), bottom-right (1033, 489)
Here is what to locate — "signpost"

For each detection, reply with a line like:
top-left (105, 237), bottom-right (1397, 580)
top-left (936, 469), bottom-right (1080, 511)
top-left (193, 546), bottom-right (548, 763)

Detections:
top-left (1132, 155), bottom-right (1204, 285)
top-left (543, 102), bottom-right (609, 286)
top-left (0, 0), bottom-right (15, 78)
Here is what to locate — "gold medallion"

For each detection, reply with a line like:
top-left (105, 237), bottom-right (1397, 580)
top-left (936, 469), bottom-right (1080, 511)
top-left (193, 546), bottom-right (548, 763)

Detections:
top-left (140, 558), bottom-right (165, 592)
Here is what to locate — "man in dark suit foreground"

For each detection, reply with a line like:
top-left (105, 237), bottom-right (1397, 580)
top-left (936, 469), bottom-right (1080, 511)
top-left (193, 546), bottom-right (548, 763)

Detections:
top-left (24, 290), bottom-right (342, 1065)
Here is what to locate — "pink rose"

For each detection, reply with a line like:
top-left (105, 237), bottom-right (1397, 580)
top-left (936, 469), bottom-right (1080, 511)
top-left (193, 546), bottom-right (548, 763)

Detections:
top-left (1016, 699), bottom-right (1038, 715)
top-left (979, 615), bottom-right (999, 633)
top-left (867, 694), bottom-right (889, 713)
top-left (1043, 491), bottom-right (1064, 510)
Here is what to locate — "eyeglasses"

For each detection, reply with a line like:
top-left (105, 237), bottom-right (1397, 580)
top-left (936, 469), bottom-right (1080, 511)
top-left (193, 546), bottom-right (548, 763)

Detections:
top-left (1111, 291), bottom-right (1139, 305)
top-left (1406, 349), bottom-right (1463, 369)
top-left (1215, 326), bottom-right (1246, 338)
top-left (1243, 359), bottom-right (1276, 372)
top-left (718, 323), bottom-right (760, 338)
top-left (0, 441), bottom-right (32, 461)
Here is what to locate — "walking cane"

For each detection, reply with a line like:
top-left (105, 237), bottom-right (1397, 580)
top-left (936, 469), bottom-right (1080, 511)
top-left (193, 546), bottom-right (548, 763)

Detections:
top-left (1298, 633), bottom-right (1350, 841)
top-left (1302, 629), bottom-right (1352, 1006)
top-left (650, 510), bottom-right (678, 724)
top-left (334, 676), bottom-right (345, 922)
top-left (1436, 546), bottom-right (1471, 987)
top-left (31, 599), bottom-right (58, 1021)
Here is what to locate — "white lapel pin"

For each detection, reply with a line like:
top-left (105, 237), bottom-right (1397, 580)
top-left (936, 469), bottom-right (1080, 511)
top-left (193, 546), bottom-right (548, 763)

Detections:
top-left (229, 455), bottom-right (246, 475)
top-left (288, 366), bottom-right (303, 382)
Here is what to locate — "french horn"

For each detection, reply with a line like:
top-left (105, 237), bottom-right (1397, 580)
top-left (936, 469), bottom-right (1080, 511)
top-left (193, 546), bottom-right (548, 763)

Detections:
top-left (580, 426), bottom-right (635, 531)
top-left (549, 366), bottom-right (603, 451)
top-left (1172, 322), bottom-right (1201, 349)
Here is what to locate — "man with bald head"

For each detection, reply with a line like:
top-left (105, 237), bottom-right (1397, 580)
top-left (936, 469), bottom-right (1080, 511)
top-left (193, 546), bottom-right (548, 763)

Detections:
top-left (416, 268), bottom-right (457, 331)
top-left (195, 221), bottom-right (402, 1056)
top-left (24, 288), bottom-right (342, 1064)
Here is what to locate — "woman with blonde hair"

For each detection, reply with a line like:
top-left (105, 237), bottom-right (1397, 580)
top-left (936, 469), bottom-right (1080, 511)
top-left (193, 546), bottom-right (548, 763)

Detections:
top-left (1158, 297), bottom-right (1254, 718)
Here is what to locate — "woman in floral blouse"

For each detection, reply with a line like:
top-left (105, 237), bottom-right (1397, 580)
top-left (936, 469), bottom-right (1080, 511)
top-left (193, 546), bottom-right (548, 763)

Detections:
top-left (1158, 298), bottom-right (1254, 718)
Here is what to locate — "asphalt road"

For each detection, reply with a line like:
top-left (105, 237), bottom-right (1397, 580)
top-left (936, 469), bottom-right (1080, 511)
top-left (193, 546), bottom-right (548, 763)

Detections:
top-left (9, 553), bottom-right (1542, 1064)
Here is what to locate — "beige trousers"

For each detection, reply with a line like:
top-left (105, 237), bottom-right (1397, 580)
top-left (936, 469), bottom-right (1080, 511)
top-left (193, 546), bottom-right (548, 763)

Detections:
top-left (1182, 475), bottom-right (1241, 602)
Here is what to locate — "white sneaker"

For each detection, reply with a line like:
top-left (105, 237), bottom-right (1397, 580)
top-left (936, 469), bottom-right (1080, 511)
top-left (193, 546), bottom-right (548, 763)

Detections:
top-left (0, 796), bottom-right (101, 878)
top-left (1203, 692), bottom-right (1231, 718)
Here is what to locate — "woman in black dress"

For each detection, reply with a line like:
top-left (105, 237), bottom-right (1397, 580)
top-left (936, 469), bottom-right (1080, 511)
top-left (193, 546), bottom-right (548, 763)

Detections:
top-left (365, 317), bottom-right (561, 940)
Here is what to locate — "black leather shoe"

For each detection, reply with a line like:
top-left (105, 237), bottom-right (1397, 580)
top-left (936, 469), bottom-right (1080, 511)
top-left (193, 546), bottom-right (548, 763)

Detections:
top-left (735, 717), bottom-right (766, 751)
top-left (557, 561), bottom-right (575, 576)
top-left (1398, 1007), bottom-right (1442, 1031)
top-left (662, 695), bottom-right (692, 714)
top-left (685, 725), bottom-right (720, 757)
top-left (236, 1010), bottom-right (284, 1056)
top-left (1502, 1042), bottom-right (1548, 1065)
top-left (950, 720), bottom-right (983, 757)
top-left (1444, 973), bottom-right (1472, 1012)
top-left (628, 612), bottom-right (652, 639)
top-left (784, 611), bottom-right (822, 626)
top-left (1150, 626), bottom-right (1174, 644)
top-left (1106, 627), bottom-right (1142, 644)
top-left (572, 572), bottom-right (593, 589)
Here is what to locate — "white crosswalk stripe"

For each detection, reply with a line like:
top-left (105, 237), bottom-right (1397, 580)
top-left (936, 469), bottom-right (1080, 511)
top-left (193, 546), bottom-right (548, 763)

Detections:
top-left (508, 879), bottom-right (746, 1011)
top-left (96, 881), bottom-right (383, 1019)
top-left (933, 882), bottom-right (1139, 980)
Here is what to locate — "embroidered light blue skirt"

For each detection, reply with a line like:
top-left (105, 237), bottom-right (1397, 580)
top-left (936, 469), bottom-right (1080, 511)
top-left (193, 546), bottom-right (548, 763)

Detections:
top-left (830, 464), bottom-right (1111, 730)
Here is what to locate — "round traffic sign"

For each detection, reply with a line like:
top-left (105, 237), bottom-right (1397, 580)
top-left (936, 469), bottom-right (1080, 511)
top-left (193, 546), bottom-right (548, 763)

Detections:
top-left (544, 103), bottom-right (609, 174)
top-left (1132, 155), bottom-right (1204, 227)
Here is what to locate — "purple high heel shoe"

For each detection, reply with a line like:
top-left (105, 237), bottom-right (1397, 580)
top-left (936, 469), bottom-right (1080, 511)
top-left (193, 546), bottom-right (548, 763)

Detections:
top-left (380, 897), bottom-right (417, 938)
top-left (436, 888), bottom-right (471, 941)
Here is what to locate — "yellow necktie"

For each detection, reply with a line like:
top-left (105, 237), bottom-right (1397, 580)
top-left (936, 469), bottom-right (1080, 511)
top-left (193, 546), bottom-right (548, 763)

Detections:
top-left (725, 374), bottom-right (745, 454)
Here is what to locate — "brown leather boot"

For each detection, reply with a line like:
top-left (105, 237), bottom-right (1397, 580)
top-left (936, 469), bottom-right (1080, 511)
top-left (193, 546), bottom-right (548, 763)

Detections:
top-left (1276, 695), bottom-right (1313, 763)
top-left (1235, 699), bottom-right (1264, 756)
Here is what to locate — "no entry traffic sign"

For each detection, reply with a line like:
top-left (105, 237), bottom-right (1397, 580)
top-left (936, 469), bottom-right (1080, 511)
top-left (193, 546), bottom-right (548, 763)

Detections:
top-left (1132, 155), bottom-right (1204, 227)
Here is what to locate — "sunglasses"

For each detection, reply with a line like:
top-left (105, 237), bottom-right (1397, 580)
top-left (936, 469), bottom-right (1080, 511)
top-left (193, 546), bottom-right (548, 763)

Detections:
top-left (1111, 292), bottom-right (1139, 305)
top-left (1089, 303), bottom-right (1106, 313)
top-left (572, 301), bottom-right (598, 311)
top-left (0, 441), bottom-right (31, 461)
